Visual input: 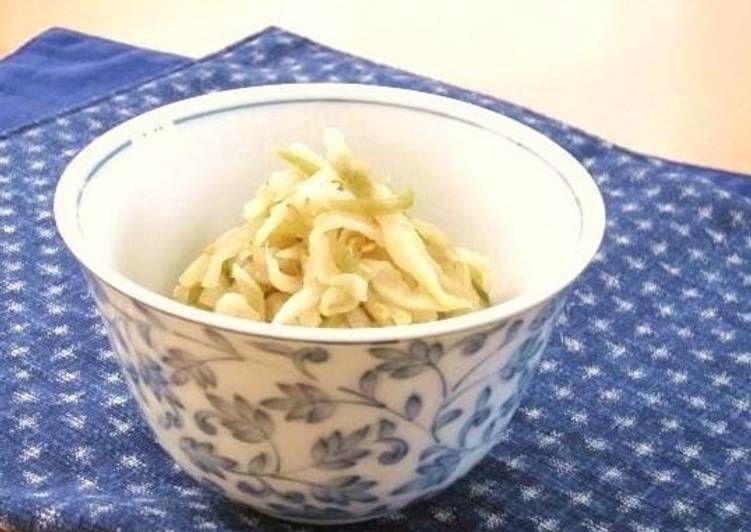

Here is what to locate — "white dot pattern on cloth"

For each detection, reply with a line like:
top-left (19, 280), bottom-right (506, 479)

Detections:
top-left (0, 27), bottom-right (750, 531)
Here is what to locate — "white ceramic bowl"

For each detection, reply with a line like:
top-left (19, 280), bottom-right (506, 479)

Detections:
top-left (54, 84), bottom-right (605, 524)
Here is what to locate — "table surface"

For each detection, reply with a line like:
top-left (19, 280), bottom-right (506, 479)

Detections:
top-left (2, 0), bottom-right (751, 174)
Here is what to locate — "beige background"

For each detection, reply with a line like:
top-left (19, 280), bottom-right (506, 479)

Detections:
top-left (2, 0), bottom-right (750, 173)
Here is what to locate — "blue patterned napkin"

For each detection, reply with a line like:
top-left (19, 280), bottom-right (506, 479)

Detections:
top-left (1, 27), bottom-right (749, 532)
top-left (0, 28), bottom-right (187, 135)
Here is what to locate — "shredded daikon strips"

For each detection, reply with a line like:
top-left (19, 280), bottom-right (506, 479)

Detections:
top-left (172, 128), bottom-right (493, 327)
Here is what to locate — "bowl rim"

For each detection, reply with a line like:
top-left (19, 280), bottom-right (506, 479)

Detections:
top-left (54, 83), bottom-right (606, 343)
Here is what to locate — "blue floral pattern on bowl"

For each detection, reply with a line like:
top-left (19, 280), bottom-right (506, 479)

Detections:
top-left (89, 274), bottom-right (566, 525)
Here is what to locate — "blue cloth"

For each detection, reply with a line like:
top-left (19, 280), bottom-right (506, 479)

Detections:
top-left (0, 26), bottom-right (750, 531)
top-left (0, 28), bottom-right (187, 134)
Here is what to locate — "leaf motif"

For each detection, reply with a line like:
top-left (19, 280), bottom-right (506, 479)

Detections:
top-left (204, 394), bottom-right (274, 442)
top-left (136, 323), bottom-right (151, 347)
top-left (358, 370), bottom-right (378, 398)
top-left (502, 319), bottom-right (524, 347)
top-left (194, 411), bottom-right (217, 435)
top-left (308, 402), bottom-right (336, 423)
top-left (170, 368), bottom-right (189, 386)
top-left (375, 419), bottom-right (408, 465)
top-left (498, 392), bottom-right (522, 419)
top-left (419, 445), bottom-right (446, 461)
top-left (206, 394), bottom-right (236, 418)
top-left (252, 342), bottom-right (293, 356)
top-left (326, 474), bottom-right (358, 488)
top-left (378, 419), bottom-right (396, 438)
top-left (458, 407), bottom-right (492, 447)
top-left (476, 386), bottom-right (492, 409)
top-left (457, 333), bottom-right (487, 356)
top-left (164, 390), bottom-right (184, 412)
top-left (405, 394), bottom-right (422, 420)
top-left (316, 454), bottom-right (369, 470)
top-left (310, 475), bottom-right (378, 505)
top-left (247, 452), bottom-right (268, 474)
top-left (376, 359), bottom-right (419, 373)
top-left (476, 408), bottom-right (491, 426)
top-left (311, 425), bottom-right (373, 470)
top-left (488, 318), bottom-right (509, 334)
top-left (267, 383), bottom-right (336, 423)
top-left (292, 347), bottom-right (329, 379)
top-left (296, 347), bottom-right (328, 363)
top-left (517, 366), bottom-right (534, 391)
top-left (498, 363), bottom-right (519, 382)
top-left (124, 362), bottom-right (140, 386)
top-left (160, 411), bottom-right (182, 429)
top-left (310, 486), bottom-right (336, 504)
top-left (343, 425), bottom-right (370, 448)
top-left (427, 342), bottom-right (444, 364)
top-left (518, 334), bottom-right (545, 364)
top-left (237, 479), bottom-right (271, 496)
top-left (337, 449), bottom-right (371, 462)
top-left (194, 365), bottom-right (217, 388)
top-left (223, 419), bottom-right (267, 444)
top-left (233, 394), bottom-right (256, 420)
top-left (253, 408), bottom-right (274, 435)
top-left (433, 408), bottom-right (463, 431)
top-left (391, 448), bottom-right (461, 496)
top-left (298, 383), bottom-right (329, 402)
top-left (179, 437), bottom-right (236, 479)
top-left (391, 364), bottom-right (428, 379)
top-left (329, 431), bottom-right (343, 452)
top-left (408, 341), bottom-right (430, 360)
top-left (391, 477), bottom-right (424, 496)
top-left (173, 350), bottom-right (195, 367)
top-left (199, 476), bottom-right (226, 494)
top-left (287, 404), bottom-right (310, 421)
top-left (353, 478), bottom-right (377, 492)
top-left (260, 397), bottom-right (293, 411)
top-left (163, 348), bottom-right (192, 367)
top-left (204, 327), bottom-right (237, 354)
top-left (280, 490), bottom-right (306, 503)
top-left (481, 419), bottom-right (498, 444)
top-left (499, 334), bottom-right (545, 382)
top-left (529, 297), bottom-right (565, 332)
top-left (287, 402), bottom-right (336, 423)
top-left (311, 438), bottom-right (328, 463)
top-left (377, 438), bottom-right (408, 465)
top-left (370, 347), bottom-right (407, 361)
top-left (277, 382), bottom-right (305, 401)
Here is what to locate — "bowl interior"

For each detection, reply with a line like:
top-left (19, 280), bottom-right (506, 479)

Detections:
top-left (74, 91), bottom-right (586, 309)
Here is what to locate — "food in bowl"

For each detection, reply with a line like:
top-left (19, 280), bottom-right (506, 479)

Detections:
top-left (173, 128), bottom-right (492, 327)
top-left (54, 84), bottom-right (605, 525)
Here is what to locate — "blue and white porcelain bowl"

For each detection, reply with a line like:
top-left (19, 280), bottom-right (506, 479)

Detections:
top-left (54, 84), bottom-right (605, 524)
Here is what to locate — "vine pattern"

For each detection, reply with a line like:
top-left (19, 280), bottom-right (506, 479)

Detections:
top-left (91, 277), bottom-right (565, 523)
